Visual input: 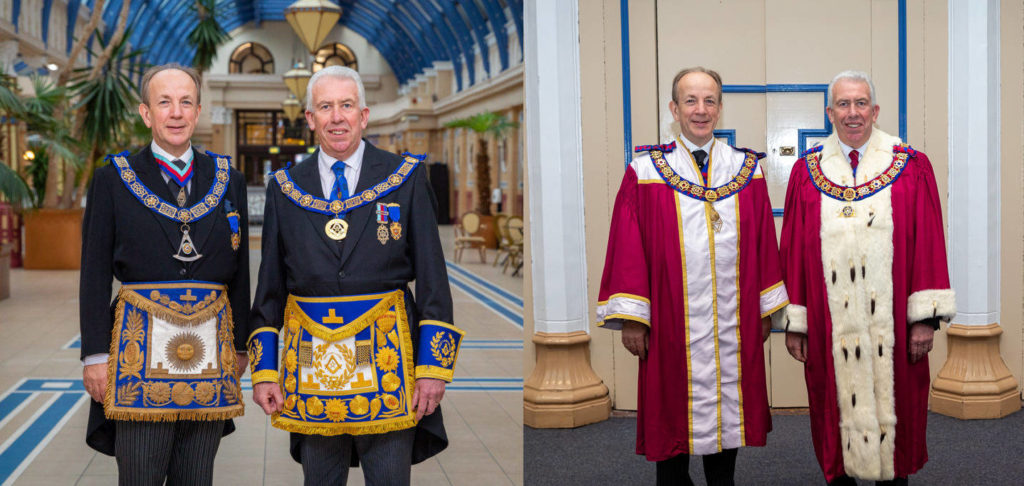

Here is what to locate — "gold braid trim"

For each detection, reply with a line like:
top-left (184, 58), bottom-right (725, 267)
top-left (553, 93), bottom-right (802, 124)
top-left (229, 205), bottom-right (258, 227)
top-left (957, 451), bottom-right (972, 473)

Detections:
top-left (104, 404), bottom-right (244, 422)
top-left (271, 412), bottom-right (417, 436)
top-left (103, 300), bottom-right (128, 411)
top-left (117, 286), bottom-right (228, 327)
top-left (415, 364), bottom-right (455, 383)
top-left (286, 290), bottom-right (403, 342)
top-left (252, 370), bottom-right (280, 384)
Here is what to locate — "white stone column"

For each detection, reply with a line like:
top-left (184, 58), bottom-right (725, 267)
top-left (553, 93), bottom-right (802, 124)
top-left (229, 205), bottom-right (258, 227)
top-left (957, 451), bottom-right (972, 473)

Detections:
top-left (931, 0), bottom-right (1019, 418)
top-left (0, 41), bottom-right (18, 76)
top-left (522, 0), bottom-right (609, 428)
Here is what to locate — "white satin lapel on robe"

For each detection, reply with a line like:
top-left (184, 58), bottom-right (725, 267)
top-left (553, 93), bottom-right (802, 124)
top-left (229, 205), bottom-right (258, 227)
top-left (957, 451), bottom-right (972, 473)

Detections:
top-left (632, 139), bottom-right (758, 454)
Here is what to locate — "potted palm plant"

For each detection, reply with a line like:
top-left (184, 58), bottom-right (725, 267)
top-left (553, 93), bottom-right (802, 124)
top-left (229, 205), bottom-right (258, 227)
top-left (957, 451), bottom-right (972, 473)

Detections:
top-left (15, 26), bottom-right (142, 269)
top-left (444, 111), bottom-right (518, 248)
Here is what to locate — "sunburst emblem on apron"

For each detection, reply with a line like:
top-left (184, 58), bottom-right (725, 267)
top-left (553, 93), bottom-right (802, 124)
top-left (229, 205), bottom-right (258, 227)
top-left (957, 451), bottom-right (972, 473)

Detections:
top-left (165, 332), bottom-right (206, 372)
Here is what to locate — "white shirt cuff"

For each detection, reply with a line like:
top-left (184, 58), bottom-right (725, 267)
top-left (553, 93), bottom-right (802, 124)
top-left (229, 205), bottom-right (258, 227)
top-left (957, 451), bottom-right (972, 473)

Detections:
top-left (82, 353), bottom-right (109, 367)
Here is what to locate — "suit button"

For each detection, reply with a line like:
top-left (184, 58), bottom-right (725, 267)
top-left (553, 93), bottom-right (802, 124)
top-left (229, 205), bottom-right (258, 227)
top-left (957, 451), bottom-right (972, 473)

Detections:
top-left (338, 271), bottom-right (346, 278)
top-left (179, 269), bottom-right (187, 276)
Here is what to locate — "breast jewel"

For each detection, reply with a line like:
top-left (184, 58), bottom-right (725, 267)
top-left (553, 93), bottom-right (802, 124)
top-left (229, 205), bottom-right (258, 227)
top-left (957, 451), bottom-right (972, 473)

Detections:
top-left (642, 142), bottom-right (763, 233)
top-left (110, 151), bottom-right (231, 262)
top-left (804, 143), bottom-right (915, 217)
top-left (273, 152), bottom-right (423, 240)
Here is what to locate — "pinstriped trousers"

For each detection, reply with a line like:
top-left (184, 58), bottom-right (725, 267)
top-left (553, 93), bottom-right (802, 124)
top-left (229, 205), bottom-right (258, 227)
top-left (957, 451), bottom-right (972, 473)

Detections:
top-left (300, 428), bottom-right (416, 486)
top-left (114, 420), bottom-right (224, 486)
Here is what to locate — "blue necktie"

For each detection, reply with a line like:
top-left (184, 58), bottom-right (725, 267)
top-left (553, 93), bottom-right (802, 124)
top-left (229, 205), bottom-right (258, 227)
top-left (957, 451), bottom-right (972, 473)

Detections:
top-left (331, 161), bottom-right (349, 202)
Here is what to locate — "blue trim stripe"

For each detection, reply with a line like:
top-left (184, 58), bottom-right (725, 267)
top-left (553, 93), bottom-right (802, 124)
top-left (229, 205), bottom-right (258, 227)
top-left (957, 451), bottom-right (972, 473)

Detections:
top-left (620, 0), bottom-right (632, 167)
top-left (462, 340), bottom-right (523, 349)
top-left (899, 0), bottom-right (908, 141)
top-left (17, 380), bottom-right (86, 392)
top-left (0, 393), bottom-right (32, 431)
top-left (447, 274), bottom-right (524, 328)
top-left (62, 335), bottom-right (81, 349)
top-left (714, 129), bottom-right (736, 147)
top-left (0, 392), bottom-right (87, 485)
top-left (445, 262), bottom-right (523, 307)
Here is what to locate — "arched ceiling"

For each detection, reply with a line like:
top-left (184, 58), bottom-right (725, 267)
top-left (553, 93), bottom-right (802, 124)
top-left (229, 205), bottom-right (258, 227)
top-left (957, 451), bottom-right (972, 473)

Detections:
top-left (42, 0), bottom-right (523, 89)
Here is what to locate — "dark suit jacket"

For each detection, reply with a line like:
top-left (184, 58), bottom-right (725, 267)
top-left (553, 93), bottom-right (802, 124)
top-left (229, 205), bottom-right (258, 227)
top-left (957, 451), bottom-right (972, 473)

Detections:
top-left (250, 140), bottom-right (452, 464)
top-left (79, 145), bottom-right (250, 455)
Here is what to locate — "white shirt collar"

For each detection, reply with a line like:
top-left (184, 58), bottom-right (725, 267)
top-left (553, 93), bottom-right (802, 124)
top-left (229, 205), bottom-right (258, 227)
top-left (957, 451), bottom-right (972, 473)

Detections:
top-left (838, 139), bottom-right (868, 163)
top-left (676, 134), bottom-right (714, 155)
top-left (150, 141), bottom-right (193, 164)
top-left (317, 140), bottom-right (366, 199)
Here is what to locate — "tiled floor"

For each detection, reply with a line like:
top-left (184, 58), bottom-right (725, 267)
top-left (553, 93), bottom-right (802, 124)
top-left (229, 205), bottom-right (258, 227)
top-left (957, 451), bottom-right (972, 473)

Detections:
top-left (0, 225), bottom-right (523, 485)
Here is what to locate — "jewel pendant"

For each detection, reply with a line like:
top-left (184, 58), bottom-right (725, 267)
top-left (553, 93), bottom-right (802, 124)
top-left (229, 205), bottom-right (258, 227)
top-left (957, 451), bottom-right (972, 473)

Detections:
top-left (709, 206), bottom-right (723, 233)
top-left (325, 218), bottom-right (349, 240)
top-left (377, 224), bottom-right (389, 245)
top-left (841, 205), bottom-right (855, 218)
top-left (177, 187), bottom-right (187, 207)
top-left (173, 224), bottom-right (202, 262)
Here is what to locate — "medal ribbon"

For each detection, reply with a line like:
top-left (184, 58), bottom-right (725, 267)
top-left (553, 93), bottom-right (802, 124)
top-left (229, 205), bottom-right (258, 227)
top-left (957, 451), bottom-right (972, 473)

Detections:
top-left (153, 152), bottom-right (194, 188)
top-left (274, 152), bottom-right (424, 217)
top-left (109, 150), bottom-right (232, 224)
top-left (804, 144), bottom-right (914, 202)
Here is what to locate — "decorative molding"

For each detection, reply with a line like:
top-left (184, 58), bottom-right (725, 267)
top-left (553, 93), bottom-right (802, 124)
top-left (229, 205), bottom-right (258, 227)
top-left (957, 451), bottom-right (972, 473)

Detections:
top-left (209, 106), bottom-right (233, 126)
top-left (523, 332), bottom-right (611, 428)
top-left (931, 323), bottom-right (1021, 418)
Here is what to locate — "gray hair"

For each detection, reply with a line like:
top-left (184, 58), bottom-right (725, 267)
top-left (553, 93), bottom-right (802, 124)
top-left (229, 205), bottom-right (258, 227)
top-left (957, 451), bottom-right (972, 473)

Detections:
top-left (140, 63), bottom-right (202, 105)
top-left (827, 70), bottom-right (876, 106)
top-left (305, 65), bottom-right (366, 111)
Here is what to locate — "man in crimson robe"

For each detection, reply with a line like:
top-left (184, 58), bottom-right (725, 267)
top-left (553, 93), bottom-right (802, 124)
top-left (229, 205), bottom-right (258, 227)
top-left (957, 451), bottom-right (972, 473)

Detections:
top-left (597, 66), bottom-right (789, 486)
top-left (779, 70), bottom-right (956, 486)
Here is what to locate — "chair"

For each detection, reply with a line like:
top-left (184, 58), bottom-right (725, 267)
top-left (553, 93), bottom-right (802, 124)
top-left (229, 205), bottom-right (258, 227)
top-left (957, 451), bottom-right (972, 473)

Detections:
top-left (504, 216), bottom-right (524, 276)
top-left (492, 213), bottom-right (510, 266)
top-left (453, 212), bottom-right (487, 263)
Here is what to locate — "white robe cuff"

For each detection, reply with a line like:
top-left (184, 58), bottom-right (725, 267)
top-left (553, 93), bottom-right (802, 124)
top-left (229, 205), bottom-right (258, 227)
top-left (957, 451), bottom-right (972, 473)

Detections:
top-left (907, 288), bottom-right (956, 323)
top-left (596, 295), bottom-right (651, 330)
top-left (784, 304), bottom-right (808, 334)
top-left (760, 282), bottom-right (789, 318)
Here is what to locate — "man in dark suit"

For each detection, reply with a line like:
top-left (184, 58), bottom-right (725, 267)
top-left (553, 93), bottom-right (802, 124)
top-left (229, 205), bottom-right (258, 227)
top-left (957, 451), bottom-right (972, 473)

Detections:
top-left (79, 63), bottom-right (250, 485)
top-left (248, 65), bottom-right (461, 485)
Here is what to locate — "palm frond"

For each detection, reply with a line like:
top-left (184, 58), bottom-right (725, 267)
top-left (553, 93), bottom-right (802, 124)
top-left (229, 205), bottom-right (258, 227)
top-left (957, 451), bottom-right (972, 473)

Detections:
top-left (0, 163), bottom-right (31, 207)
top-left (188, 0), bottom-right (230, 72)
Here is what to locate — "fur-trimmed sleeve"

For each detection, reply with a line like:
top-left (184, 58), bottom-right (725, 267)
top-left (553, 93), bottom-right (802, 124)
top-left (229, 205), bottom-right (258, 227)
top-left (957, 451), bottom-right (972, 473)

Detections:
top-left (905, 152), bottom-right (956, 323)
top-left (779, 160), bottom-right (810, 334)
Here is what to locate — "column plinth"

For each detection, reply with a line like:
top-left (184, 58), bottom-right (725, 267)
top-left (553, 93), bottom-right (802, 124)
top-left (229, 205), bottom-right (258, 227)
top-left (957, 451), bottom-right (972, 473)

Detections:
top-left (524, 331), bottom-right (610, 428)
top-left (930, 323), bottom-right (1021, 419)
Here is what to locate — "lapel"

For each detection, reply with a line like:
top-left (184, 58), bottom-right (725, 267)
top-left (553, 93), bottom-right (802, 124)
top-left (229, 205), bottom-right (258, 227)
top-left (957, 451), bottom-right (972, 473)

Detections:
top-left (186, 150), bottom-right (217, 262)
top-left (339, 141), bottom-right (388, 266)
top-left (129, 146), bottom-right (182, 253)
top-left (290, 150), bottom-right (343, 259)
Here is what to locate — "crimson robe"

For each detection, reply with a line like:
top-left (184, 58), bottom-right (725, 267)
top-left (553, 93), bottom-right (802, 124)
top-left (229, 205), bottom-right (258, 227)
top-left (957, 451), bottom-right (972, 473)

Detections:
top-left (597, 139), bottom-right (788, 461)
top-left (779, 130), bottom-right (955, 481)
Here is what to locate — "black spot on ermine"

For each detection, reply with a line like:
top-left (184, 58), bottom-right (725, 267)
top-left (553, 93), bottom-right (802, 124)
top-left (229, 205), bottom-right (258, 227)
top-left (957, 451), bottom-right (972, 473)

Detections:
top-left (832, 270), bottom-right (837, 284)
top-left (850, 267), bottom-right (855, 282)
top-left (881, 432), bottom-right (886, 442)
top-left (871, 299), bottom-right (876, 315)
top-left (842, 348), bottom-right (848, 360)
top-left (855, 346), bottom-right (861, 359)
top-left (879, 345), bottom-right (883, 357)
top-left (852, 393), bottom-right (857, 407)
